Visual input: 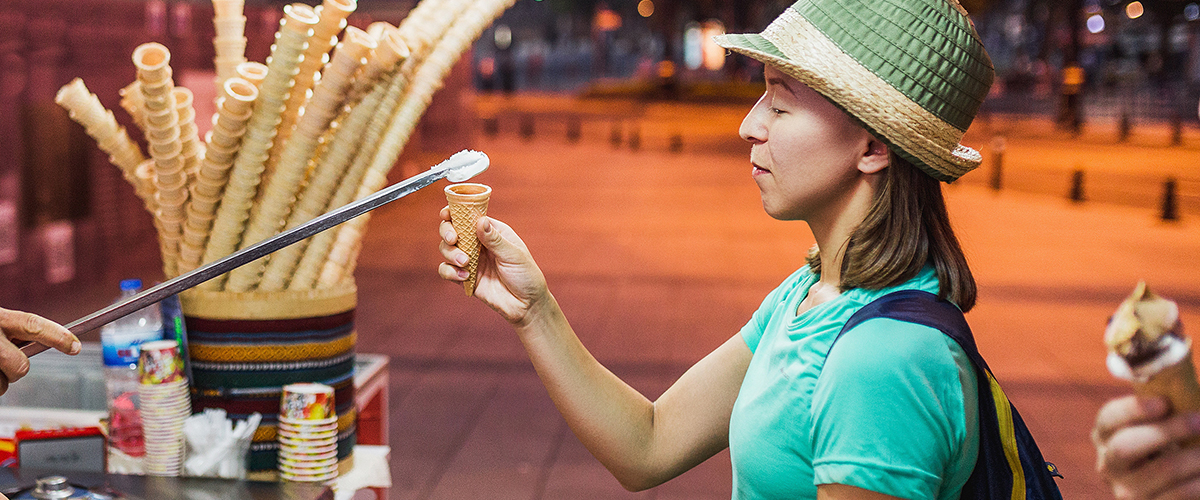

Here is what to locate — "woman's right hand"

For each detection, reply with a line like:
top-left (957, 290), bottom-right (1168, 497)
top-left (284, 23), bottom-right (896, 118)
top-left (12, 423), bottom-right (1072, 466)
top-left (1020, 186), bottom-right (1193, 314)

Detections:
top-left (438, 209), bottom-right (549, 325)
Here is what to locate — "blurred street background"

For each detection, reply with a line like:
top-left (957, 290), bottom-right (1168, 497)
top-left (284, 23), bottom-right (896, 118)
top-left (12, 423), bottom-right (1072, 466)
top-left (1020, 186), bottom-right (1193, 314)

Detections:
top-left (4, 0), bottom-right (1200, 498)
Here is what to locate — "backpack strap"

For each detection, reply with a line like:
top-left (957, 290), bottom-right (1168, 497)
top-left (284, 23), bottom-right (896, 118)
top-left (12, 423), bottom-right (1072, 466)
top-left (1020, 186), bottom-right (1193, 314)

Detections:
top-left (831, 290), bottom-right (1063, 500)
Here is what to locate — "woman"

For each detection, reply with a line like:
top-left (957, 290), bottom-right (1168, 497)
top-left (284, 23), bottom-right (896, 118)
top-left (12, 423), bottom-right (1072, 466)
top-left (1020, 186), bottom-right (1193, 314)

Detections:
top-left (438, 0), bottom-right (994, 497)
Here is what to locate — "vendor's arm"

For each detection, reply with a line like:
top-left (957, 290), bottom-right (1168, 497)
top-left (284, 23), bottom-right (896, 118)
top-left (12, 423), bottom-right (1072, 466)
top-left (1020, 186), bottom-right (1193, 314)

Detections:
top-left (0, 308), bottom-right (81, 395)
top-left (438, 211), bottom-right (751, 491)
top-left (1093, 394), bottom-right (1200, 499)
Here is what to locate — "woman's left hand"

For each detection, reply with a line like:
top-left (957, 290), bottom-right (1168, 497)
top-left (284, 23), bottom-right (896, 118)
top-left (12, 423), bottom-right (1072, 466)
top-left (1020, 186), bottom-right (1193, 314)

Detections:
top-left (1094, 395), bottom-right (1200, 499)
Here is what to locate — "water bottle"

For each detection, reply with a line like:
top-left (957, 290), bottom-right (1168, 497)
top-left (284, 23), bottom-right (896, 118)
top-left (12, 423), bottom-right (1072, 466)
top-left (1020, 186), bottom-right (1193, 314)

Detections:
top-left (99, 279), bottom-right (163, 457)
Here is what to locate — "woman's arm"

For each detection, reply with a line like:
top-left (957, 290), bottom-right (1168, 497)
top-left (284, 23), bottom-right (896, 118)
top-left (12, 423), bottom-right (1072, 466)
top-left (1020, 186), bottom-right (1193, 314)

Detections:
top-left (439, 212), bottom-right (752, 490)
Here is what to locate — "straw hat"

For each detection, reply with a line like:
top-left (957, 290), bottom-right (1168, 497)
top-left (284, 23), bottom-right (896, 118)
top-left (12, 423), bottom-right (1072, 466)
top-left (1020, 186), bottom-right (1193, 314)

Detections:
top-left (715, 0), bottom-right (994, 182)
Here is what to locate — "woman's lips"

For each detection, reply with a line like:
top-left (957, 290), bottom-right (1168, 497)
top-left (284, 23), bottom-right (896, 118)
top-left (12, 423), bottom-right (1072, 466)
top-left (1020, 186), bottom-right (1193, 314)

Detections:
top-left (752, 163), bottom-right (770, 176)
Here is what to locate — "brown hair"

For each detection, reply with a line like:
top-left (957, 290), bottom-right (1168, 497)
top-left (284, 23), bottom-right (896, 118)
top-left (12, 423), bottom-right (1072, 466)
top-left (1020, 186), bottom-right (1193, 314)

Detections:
top-left (806, 152), bottom-right (977, 312)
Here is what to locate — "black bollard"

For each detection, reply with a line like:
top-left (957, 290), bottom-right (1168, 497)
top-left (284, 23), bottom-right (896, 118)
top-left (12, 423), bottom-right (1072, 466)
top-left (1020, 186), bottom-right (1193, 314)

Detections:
top-left (483, 116), bottom-right (499, 137)
top-left (520, 115), bottom-right (535, 141)
top-left (1069, 169), bottom-right (1086, 203)
top-left (989, 136), bottom-right (1005, 191)
top-left (1171, 112), bottom-right (1183, 147)
top-left (1161, 178), bottom-right (1179, 222)
top-left (628, 124), bottom-right (641, 151)
top-left (610, 121), bottom-right (622, 148)
top-left (669, 133), bottom-right (683, 153)
top-left (566, 116), bottom-right (581, 143)
top-left (1118, 112), bottom-right (1131, 142)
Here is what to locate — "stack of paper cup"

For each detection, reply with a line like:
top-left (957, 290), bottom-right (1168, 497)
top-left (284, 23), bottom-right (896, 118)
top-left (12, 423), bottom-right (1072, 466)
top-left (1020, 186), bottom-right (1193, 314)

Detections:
top-left (277, 383), bottom-right (339, 482)
top-left (138, 340), bottom-right (192, 476)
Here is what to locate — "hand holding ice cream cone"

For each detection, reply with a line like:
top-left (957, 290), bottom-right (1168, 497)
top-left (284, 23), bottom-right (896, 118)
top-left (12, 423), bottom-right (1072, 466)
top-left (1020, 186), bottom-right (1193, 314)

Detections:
top-left (437, 207), bottom-right (552, 325)
top-left (1105, 282), bottom-right (1200, 418)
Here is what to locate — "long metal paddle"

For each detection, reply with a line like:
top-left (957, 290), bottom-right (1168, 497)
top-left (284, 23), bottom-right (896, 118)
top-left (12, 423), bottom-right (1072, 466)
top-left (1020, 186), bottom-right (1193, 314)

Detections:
top-left (20, 150), bottom-right (489, 358)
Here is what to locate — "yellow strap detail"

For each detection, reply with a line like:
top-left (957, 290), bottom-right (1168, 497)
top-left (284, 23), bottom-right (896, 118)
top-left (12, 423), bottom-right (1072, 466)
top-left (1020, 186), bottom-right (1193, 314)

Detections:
top-left (988, 372), bottom-right (1025, 500)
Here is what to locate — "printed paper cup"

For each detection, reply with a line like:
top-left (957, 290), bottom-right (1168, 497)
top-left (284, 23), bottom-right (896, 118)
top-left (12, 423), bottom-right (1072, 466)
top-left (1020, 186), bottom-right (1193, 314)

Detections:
top-left (280, 383), bottom-right (335, 422)
top-left (139, 340), bottom-right (185, 385)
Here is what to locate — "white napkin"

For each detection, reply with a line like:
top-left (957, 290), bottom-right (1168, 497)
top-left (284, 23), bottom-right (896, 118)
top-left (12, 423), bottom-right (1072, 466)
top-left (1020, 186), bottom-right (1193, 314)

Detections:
top-left (183, 408), bottom-right (261, 478)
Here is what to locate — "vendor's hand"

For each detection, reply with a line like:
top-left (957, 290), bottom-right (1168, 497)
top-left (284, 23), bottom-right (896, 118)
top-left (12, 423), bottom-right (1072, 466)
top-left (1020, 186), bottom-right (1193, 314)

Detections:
top-left (438, 210), bottom-right (549, 325)
top-left (0, 308), bottom-right (81, 395)
top-left (1094, 395), bottom-right (1200, 499)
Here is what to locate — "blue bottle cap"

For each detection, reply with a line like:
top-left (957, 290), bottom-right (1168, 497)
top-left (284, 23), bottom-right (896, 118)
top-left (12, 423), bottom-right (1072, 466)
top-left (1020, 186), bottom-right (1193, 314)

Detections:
top-left (119, 279), bottom-right (142, 291)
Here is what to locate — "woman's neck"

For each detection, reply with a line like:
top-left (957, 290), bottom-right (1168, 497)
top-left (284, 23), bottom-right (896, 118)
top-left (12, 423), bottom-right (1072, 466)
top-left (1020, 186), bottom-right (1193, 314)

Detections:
top-left (808, 176), bottom-right (879, 292)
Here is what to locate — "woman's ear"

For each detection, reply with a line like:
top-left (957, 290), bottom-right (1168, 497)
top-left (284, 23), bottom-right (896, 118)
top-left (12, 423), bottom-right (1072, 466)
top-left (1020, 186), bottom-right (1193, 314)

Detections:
top-left (858, 138), bottom-right (889, 175)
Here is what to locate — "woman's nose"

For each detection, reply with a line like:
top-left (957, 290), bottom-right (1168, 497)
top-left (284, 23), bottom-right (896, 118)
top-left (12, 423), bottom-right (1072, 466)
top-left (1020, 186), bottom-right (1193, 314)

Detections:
top-left (739, 94), bottom-right (769, 144)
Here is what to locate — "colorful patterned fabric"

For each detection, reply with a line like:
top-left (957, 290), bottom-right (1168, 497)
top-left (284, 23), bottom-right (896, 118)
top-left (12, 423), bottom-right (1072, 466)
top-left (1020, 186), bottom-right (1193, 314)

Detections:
top-left (185, 307), bottom-right (358, 470)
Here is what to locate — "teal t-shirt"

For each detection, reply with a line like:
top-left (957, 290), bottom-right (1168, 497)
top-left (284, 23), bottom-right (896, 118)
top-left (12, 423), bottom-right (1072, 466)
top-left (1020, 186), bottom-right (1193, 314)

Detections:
top-left (728, 266), bottom-right (979, 500)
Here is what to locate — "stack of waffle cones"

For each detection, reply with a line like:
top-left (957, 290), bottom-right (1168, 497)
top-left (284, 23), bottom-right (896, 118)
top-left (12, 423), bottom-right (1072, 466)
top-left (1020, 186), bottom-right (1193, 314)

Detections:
top-left (57, 0), bottom-right (516, 291)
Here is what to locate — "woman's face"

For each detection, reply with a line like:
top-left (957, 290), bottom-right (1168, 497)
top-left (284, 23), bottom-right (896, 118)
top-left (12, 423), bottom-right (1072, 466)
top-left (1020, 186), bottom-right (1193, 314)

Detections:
top-left (739, 66), bottom-right (876, 222)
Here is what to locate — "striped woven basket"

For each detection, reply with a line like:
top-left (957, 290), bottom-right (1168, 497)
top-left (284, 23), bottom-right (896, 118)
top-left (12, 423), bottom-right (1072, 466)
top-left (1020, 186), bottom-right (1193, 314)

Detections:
top-left (181, 283), bottom-right (358, 472)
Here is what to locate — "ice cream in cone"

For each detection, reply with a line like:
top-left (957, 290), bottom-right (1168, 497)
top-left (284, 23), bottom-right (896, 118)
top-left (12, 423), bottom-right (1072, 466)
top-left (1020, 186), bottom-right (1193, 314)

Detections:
top-left (445, 183), bottom-right (491, 296)
top-left (1106, 282), bottom-right (1200, 420)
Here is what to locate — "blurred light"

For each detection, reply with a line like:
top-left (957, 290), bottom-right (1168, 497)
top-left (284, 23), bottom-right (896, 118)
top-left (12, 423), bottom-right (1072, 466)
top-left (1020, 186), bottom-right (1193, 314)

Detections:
top-left (638, 0), bottom-right (654, 18)
top-left (1186, 3), bottom-right (1200, 21)
top-left (684, 22), bottom-right (702, 70)
top-left (1126, 1), bottom-right (1144, 19)
top-left (702, 20), bottom-right (726, 71)
top-left (1084, 0), bottom-right (1102, 14)
top-left (172, 2), bottom-right (192, 36)
top-left (657, 60), bottom-right (675, 79)
top-left (478, 57), bottom-right (495, 78)
top-left (145, 0), bottom-right (167, 37)
top-left (1087, 14), bottom-right (1105, 33)
top-left (595, 8), bottom-right (622, 32)
top-left (494, 24), bottom-right (512, 50)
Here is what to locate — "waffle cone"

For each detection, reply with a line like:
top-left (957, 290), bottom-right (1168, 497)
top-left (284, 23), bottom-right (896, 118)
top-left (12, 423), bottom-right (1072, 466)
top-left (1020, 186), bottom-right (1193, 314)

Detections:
top-left (1136, 352), bottom-right (1200, 414)
top-left (445, 183), bottom-right (490, 296)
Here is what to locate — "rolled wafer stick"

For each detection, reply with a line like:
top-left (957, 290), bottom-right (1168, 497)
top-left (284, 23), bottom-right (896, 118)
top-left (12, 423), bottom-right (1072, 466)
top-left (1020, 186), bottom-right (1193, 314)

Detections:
top-left (213, 0), bottom-right (247, 95)
top-left (213, 0), bottom-right (245, 19)
top-left (271, 0), bottom-right (357, 172)
top-left (317, 170), bottom-right (387, 288)
top-left (262, 73), bottom-right (395, 291)
top-left (173, 87), bottom-right (203, 178)
top-left (226, 28), bottom-right (374, 291)
top-left (133, 42), bottom-right (190, 276)
top-left (318, 220), bottom-right (364, 287)
top-left (1106, 282), bottom-right (1200, 436)
top-left (286, 0), bottom-right (470, 289)
top-left (366, 0), bottom-right (516, 187)
top-left (118, 81), bottom-right (147, 131)
top-left (347, 25), bottom-right (409, 103)
top-left (177, 78), bottom-right (259, 273)
top-left (291, 0), bottom-right (483, 289)
top-left (54, 79), bottom-right (152, 210)
top-left (201, 3), bottom-right (317, 290)
top-left (287, 63), bottom-right (413, 290)
top-left (445, 183), bottom-right (491, 295)
top-left (236, 61), bottom-right (269, 88)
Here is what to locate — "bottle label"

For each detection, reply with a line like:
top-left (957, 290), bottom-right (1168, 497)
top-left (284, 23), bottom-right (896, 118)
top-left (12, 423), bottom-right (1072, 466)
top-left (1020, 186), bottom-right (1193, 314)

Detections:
top-left (102, 329), bottom-right (162, 367)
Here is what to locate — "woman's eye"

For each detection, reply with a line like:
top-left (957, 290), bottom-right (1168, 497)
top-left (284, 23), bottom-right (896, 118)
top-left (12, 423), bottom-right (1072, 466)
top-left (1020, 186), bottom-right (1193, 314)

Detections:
top-left (770, 107), bottom-right (785, 115)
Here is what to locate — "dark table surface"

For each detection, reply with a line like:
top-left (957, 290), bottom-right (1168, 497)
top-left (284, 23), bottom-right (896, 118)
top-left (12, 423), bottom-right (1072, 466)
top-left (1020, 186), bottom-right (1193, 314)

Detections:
top-left (0, 468), bottom-right (332, 500)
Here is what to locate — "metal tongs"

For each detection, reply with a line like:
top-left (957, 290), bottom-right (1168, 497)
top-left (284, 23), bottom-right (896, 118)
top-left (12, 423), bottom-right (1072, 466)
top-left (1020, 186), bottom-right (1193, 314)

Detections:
top-left (19, 150), bottom-right (490, 358)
